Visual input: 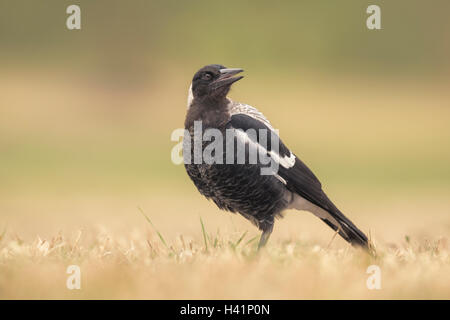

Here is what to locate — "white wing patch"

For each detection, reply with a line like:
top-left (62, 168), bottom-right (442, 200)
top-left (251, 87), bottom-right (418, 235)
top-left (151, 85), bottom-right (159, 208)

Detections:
top-left (233, 129), bottom-right (287, 185)
top-left (228, 99), bottom-right (296, 170)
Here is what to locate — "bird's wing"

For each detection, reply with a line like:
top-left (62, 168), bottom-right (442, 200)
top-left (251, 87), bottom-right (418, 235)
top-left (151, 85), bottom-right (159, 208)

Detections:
top-left (227, 101), bottom-right (368, 247)
top-left (227, 101), bottom-right (321, 185)
top-left (228, 101), bottom-right (275, 131)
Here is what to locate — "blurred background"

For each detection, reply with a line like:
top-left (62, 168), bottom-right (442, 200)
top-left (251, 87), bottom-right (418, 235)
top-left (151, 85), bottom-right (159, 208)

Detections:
top-left (1, 0), bottom-right (449, 249)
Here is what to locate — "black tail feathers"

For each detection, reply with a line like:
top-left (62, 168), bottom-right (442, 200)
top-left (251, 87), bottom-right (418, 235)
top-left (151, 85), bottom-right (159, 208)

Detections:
top-left (320, 214), bottom-right (369, 249)
top-left (339, 220), bottom-right (369, 248)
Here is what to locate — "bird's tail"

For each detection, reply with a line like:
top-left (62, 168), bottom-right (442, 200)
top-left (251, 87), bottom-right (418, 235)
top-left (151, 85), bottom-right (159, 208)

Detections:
top-left (288, 193), bottom-right (369, 250)
top-left (320, 210), bottom-right (368, 249)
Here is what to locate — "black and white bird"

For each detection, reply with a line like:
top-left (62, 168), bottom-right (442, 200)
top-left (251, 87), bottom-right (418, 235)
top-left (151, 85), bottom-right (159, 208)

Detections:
top-left (184, 64), bottom-right (368, 250)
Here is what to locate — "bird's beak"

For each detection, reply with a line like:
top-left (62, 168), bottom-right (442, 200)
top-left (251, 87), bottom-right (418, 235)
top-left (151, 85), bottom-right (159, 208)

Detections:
top-left (212, 68), bottom-right (244, 89)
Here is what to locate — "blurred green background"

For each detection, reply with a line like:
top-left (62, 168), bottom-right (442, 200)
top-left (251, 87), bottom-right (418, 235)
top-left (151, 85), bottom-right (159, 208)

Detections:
top-left (0, 1), bottom-right (449, 244)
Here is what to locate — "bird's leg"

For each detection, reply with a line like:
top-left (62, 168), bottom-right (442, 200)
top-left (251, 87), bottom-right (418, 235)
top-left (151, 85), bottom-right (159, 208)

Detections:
top-left (257, 224), bottom-right (274, 250)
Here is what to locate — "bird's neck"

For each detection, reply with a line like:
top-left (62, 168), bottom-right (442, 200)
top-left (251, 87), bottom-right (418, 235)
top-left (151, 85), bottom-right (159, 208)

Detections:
top-left (185, 96), bottom-right (230, 129)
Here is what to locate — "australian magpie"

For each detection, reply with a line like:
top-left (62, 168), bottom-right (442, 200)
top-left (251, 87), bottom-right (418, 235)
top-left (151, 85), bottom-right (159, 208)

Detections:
top-left (184, 64), bottom-right (368, 250)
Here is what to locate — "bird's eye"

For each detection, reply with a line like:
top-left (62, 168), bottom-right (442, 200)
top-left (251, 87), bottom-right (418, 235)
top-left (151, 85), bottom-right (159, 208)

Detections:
top-left (202, 73), bottom-right (212, 81)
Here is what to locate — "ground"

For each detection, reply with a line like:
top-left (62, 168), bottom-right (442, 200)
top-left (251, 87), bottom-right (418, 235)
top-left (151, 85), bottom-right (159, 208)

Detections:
top-left (0, 187), bottom-right (449, 299)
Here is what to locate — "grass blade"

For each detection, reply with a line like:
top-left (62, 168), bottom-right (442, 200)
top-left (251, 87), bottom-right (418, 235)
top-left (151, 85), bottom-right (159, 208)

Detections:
top-left (245, 236), bottom-right (258, 246)
top-left (138, 207), bottom-right (168, 249)
top-left (200, 217), bottom-right (208, 252)
top-left (234, 230), bottom-right (248, 248)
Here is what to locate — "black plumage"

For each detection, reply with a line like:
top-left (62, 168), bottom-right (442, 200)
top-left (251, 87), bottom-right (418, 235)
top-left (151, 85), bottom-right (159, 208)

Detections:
top-left (184, 64), bottom-right (368, 249)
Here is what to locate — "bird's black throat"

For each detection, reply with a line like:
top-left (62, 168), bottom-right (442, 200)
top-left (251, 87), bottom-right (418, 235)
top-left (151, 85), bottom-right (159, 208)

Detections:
top-left (184, 96), bottom-right (230, 130)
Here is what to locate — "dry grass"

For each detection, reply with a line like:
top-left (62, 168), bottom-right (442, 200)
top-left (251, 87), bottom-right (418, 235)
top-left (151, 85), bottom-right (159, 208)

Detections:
top-left (0, 208), bottom-right (449, 299)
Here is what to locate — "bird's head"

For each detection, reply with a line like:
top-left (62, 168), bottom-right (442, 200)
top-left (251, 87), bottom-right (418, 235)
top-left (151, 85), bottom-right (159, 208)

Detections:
top-left (189, 64), bottom-right (244, 102)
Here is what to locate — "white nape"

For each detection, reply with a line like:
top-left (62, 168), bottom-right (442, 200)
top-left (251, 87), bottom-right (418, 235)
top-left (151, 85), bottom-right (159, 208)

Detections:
top-left (186, 83), bottom-right (194, 109)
